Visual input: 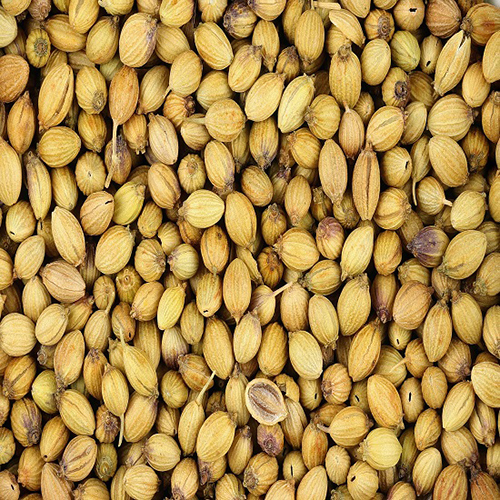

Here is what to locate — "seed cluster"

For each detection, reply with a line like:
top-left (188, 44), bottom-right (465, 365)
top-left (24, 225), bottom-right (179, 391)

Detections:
top-left (0, 0), bottom-right (499, 499)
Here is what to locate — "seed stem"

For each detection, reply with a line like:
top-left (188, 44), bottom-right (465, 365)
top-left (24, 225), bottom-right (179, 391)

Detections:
top-left (105, 120), bottom-right (118, 188)
top-left (317, 423), bottom-right (330, 433)
top-left (272, 280), bottom-right (294, 297)
top-left (196, 371), bottom-right (216, 405)
top-left (186, 116), bottom-right (206, 125)
top-left (389, 357), bottom-right (407, 373)
top-left (312, 1), bottom-right (341, 9)
top-left (118, 414), bottom-right (124, 447)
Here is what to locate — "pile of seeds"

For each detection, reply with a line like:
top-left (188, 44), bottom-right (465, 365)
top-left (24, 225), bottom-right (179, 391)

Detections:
top-left (0, 0), bottom-right (499, 498)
